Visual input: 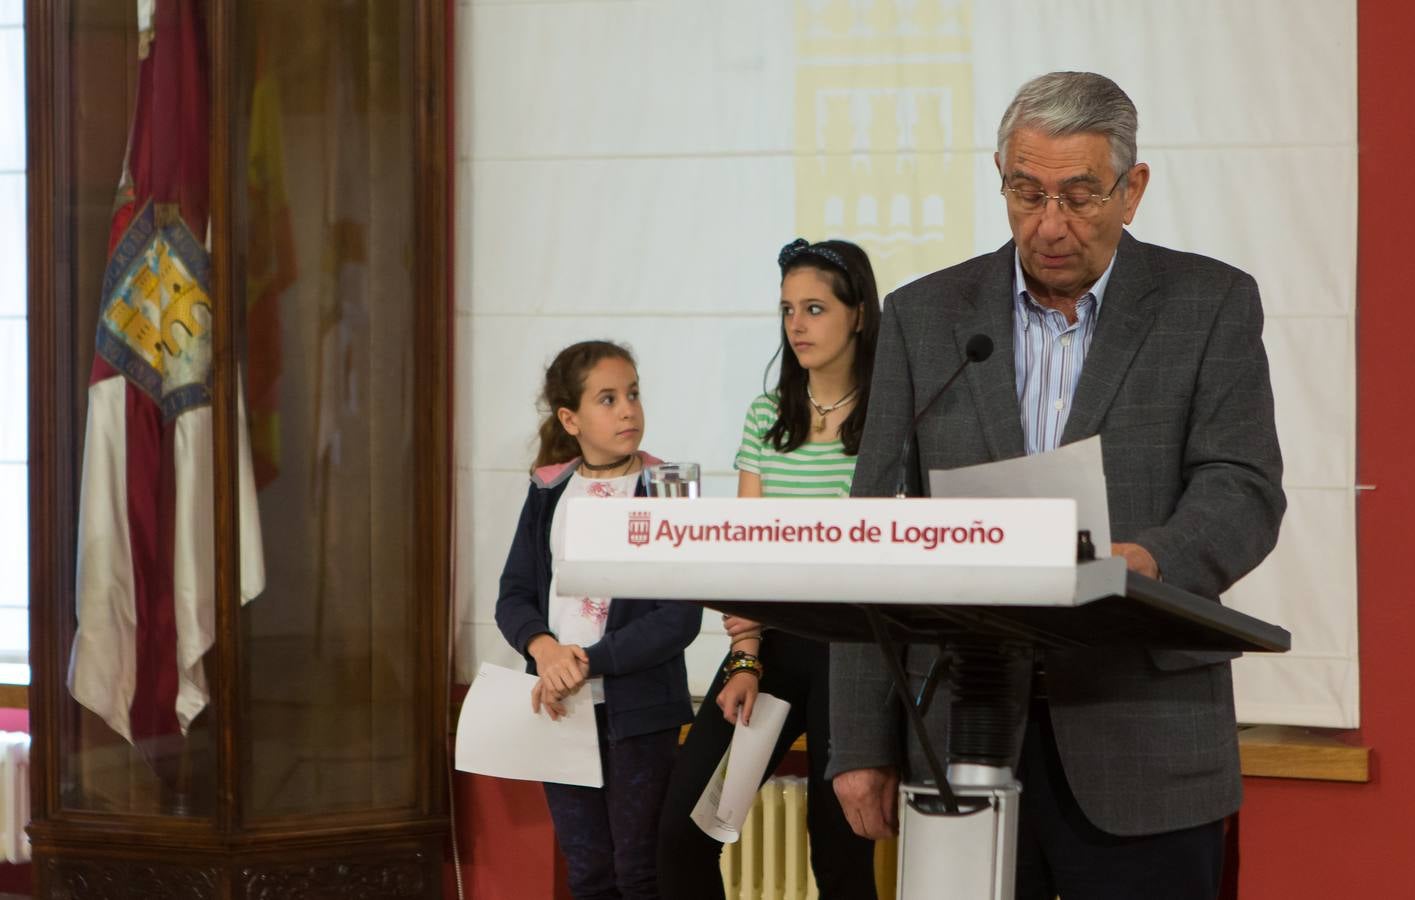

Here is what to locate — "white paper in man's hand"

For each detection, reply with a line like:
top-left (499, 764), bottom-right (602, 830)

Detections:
top-left (454, 662), bottom-right (602, 788)
top-left (930, 434), bottom-right (1111, 553)
top-left (689, 693), bottom-right (791, 843)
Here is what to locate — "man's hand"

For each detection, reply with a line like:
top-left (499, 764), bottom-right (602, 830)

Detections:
top-left (1112, 542), bottom-right (1159, 579)
top-left (716, 671), bottom-right (760, 725)
top-left (833, 766), bottom-right (900, 840)
top-left (528, 634), bottom-right (590, 694)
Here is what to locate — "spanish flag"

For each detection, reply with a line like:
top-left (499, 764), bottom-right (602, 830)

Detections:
top-left (244, 51), bottom-right (296, 490)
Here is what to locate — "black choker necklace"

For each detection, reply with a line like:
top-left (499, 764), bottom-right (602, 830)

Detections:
top-left (581, 453), bottom-right (634, 473)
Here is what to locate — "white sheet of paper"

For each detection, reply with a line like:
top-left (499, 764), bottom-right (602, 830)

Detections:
top-left (929, 435), bottom-right (1111, 554)
top-left (689, 692), bottom-right (791, 843)
top-left (454, 662), bottom-right (603, 788)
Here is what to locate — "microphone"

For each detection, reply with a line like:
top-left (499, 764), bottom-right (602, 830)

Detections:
top-left (892, 334), bottom-right (994, 498)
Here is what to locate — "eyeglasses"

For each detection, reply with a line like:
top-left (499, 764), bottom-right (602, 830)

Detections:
top-left (1000, 172), bottom-right (1127, 218)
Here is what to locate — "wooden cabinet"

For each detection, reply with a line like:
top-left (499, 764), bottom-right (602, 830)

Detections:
top-left (25, 1), bottom-right (451, 895)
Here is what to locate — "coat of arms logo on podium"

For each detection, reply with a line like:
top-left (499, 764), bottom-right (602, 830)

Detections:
top-left (627, 511), bottom-right (651, 547)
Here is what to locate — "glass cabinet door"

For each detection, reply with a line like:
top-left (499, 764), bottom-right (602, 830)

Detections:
top-left (32, 0), bottom-right (447, 887)
top-left (57, 0), bottom-right (219, 820)
top-left (234, 0), bottom-right (423, 820)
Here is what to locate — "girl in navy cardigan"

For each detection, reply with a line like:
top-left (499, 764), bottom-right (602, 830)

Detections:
top-left (495, 340), bottom-right (702, 900)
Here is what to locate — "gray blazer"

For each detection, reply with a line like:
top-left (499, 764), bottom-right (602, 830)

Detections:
top-left (827, 231), bottom-right (1285, 836)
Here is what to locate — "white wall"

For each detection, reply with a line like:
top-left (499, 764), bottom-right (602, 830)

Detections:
top-left (455, 0), bottom-right (1359, 726)
top-left (0, 0), bottom-right (29, 685)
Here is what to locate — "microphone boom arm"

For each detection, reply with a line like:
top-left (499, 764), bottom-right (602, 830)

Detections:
top-left (892, 334), bottom-right (993, 498)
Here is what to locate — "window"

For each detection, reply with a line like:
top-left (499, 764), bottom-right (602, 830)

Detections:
top-left (0, 0), bottom-right (27, 686)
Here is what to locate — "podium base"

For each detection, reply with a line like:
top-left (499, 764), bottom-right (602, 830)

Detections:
top-left (897, 777), bottom-right (1020, 900)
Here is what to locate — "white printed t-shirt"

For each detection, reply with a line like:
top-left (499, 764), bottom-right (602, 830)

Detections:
top-left (548, 469), bottom-right (641, 703)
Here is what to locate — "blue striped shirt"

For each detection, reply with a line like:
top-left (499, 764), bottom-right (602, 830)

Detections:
top-left (1012, 251), bottom-right (1116, 455)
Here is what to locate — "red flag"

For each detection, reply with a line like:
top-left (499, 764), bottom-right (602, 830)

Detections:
top-left (69, 0), bottom-right (265, 750)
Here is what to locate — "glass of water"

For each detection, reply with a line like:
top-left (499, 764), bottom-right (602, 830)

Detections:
top-left (644, 462), bottom-right (700, 498)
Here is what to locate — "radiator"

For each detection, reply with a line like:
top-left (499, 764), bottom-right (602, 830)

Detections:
top-left (0, 731), bottom-right (29, 864)
top-left (720, 776), bottom-right (819, 900)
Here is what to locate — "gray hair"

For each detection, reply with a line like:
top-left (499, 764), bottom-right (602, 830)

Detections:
top-left (997, 72), bottom-right (1138, 179)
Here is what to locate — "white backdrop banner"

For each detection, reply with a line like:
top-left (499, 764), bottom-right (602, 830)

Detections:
top-left (459, 0), bottom-right (1359, 726)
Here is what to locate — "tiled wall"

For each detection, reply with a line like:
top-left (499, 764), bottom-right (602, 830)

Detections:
top-left (452, 1), bottom-right (803, 689)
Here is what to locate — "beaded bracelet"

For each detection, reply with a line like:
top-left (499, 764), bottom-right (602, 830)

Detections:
top-left (722, 649), bottom-right (763, 680)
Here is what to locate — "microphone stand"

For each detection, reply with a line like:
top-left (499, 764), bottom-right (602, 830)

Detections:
top-left (875, 333), bottom-right (1031, 898)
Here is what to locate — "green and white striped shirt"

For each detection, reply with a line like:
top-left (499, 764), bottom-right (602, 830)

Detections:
top-left (734, 394), bottom-right (857, 497)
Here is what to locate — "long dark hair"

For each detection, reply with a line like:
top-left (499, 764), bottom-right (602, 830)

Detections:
top-left (763, 239), bottom-right (881, 455)
top-left (532, 340), bottom-right (637, 471)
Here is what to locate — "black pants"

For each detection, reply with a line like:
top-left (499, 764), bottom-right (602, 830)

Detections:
top-left (544, 705), bottom-right (679, 900)
top-left (656, 632), bottom-right (877, 899)
top-left (1015, 701), bottom-right (1226, 900)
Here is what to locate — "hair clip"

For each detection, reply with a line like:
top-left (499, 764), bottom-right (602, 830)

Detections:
top-left (778, 237), bottom-right (847, 273)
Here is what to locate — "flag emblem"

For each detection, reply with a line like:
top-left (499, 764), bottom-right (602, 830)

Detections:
top-left (96, 202), bottom-right (212, 419)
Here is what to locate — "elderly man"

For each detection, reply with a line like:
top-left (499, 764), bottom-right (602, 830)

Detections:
top-left (827, 72), bottom-right (1285, 898)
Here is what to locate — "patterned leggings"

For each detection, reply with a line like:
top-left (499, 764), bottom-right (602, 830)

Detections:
top-left (543, 705), bottom-right (679, 900)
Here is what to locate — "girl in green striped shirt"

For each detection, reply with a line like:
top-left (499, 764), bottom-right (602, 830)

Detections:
top-left (658, 239), bottom-right (883, 899)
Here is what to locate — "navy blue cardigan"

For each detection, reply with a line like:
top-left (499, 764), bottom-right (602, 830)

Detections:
top-left (493, 456), bottom-right (702, 741)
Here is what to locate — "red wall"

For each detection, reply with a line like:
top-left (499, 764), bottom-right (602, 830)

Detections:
top-left (444, 772), bottom-right (571, 900)
top-left (1235, 1), bottom-right (1415, 896)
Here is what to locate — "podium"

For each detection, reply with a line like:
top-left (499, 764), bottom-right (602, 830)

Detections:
top-left (558, 496), bottom-right (1289, 899)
